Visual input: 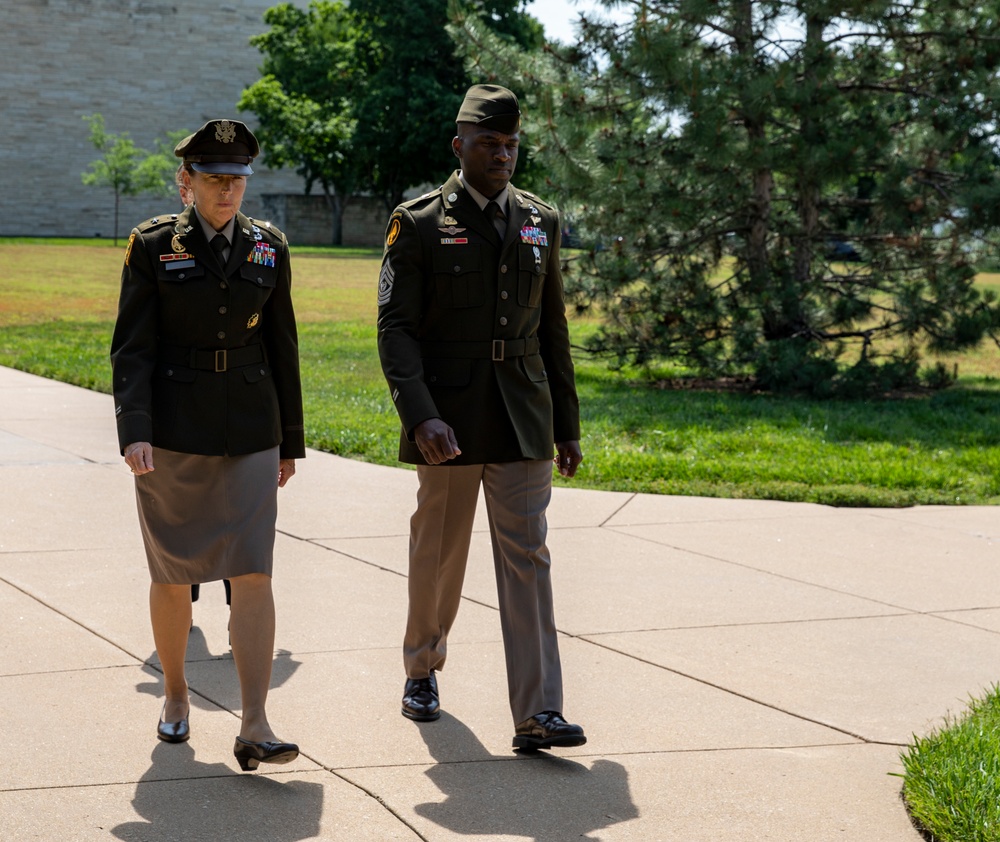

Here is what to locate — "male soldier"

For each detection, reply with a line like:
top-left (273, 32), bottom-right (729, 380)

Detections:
top-left (377, 84), bottom-right (586, 751)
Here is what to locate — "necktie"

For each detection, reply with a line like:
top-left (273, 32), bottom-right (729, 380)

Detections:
top-left (210, 233), bottom-right (229, 266)
top-left (485, 200), bottom-right (506, 242)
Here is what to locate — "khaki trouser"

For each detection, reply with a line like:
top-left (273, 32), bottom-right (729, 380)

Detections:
top-left (404, 460), bottom-right (564, 724)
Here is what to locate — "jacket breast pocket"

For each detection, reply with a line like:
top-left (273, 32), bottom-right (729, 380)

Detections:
top-left (240, 262), bottom-right (278, 290)
top-left (517, 243), bottom-right (546, 308)
top-left (433, 245), bottom-right (484, 309)
top-left (156, 263), bottom-right (205, 284)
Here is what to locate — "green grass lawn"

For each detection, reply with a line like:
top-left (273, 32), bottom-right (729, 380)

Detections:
top-left (898, 686), bottom-right (1000, 842)
top-left (3, 238), bottom-right (1000, 506)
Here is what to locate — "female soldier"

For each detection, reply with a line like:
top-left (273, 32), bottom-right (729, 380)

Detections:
top-left (111, 119), bottom-right (304, 771)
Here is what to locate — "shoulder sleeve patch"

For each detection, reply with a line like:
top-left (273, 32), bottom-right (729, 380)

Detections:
top-left (124, 231), bottom-right (136, 266)
top-left (385, 212), bottom-right (403, 249)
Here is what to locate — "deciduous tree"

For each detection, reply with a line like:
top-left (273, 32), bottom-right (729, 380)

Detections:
top-left (81, 114), bottom-right (175, 245)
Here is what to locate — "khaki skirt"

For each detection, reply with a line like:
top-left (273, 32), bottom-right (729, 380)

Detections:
top-left (134, 446), bottom-right (279, 584)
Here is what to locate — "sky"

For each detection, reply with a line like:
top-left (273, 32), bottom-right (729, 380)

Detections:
top-left (526, 0), bottom-right (625, 44)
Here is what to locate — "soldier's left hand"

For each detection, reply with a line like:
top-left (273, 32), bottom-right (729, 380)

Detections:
top-left (554, 441), bottom-right (583, 478)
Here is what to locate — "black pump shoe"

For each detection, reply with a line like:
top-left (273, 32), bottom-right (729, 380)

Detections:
top-left (157, 705), bottom-right (190, 743)
top-left (233, 736), bottom-right (299, 771)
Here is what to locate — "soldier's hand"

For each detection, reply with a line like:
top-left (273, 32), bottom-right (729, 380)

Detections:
top-left (554, 441), bottom-right (583, 478)
top-left (278, 459), bottom-right (296, 487)
top-left (124, 441), bottom-right (154, 475)
top-left (414, 418), bottom-right (461, 464)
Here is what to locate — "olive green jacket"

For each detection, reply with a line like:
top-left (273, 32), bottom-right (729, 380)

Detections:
top-left (111, 205), bottom-right (304, 458)
top-left (377, 171), bottom-right (579, 465)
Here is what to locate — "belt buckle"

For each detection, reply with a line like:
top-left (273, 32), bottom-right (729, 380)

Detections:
top-left (214, 349), bottom-right (227, 372)
top-left (492, 339), bottom-right (505, 361)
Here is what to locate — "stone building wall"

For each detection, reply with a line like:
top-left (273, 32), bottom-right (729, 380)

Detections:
top-left (262, 194), bottom-right (390, 248)
top-left (0, 0), bottom-right (307, 241)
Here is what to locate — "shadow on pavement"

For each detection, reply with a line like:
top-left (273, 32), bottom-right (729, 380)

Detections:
top-left (414, 712), bottom-right (639, 841)
top-left (111, 742), bottom-right (323, 842)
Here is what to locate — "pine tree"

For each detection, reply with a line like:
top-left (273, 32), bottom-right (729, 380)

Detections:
top-left (456, 0), bottom-right (1000, 394)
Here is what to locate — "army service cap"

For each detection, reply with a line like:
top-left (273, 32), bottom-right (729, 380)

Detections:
top-left (456, 84), bottom-right (520, 133)
top-left (174, 119), bottom-right (259, 176)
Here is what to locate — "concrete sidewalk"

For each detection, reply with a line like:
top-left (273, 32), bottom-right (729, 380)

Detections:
top-left (1, 363), bottom-right (996, 840)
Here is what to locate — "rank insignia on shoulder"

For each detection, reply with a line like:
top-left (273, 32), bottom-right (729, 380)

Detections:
top-left (378, 256), bottom-right (395, 306)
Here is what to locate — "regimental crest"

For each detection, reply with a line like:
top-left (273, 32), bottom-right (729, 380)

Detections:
top-left (215, 120), bottom-right (237, 144)
top-left (171, 233), bottom-right (186, 253)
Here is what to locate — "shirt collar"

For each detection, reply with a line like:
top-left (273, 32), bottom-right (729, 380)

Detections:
top-left (458, 172), bottom-right (507, 215)
top-left (193, 209), bottom-right (236, 246)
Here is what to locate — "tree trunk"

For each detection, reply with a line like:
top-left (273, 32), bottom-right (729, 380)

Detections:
top-left (734, 2), bottom-right (773, 300)
top-left (793, 11), bottom-right (826, 291)
top-left (322, 188), bottom-right (344, 245)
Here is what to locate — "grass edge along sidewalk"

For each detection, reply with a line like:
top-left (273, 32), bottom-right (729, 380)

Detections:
top-left (898, 685), bottom-right (1000, 842)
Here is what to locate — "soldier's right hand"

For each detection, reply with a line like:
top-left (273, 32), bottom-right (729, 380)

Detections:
top-left (124, 441), bottom-right (155, 475)
top-left (414, 418), bottom-right (461, 464)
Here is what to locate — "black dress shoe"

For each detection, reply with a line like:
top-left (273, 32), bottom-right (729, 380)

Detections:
top-left (401, 672), bottom-right (440, 721)
top-left (233, 736), bottom-right (299, 771)
top-left (156, 704), bottom-right (190, 743)
top-left (513, 711), bottom-right (586, 751)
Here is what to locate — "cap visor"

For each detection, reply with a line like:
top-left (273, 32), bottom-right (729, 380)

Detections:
top-left (190, 162), bottom-right (253, 176)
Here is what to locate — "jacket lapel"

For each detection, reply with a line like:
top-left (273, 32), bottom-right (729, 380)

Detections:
top-left (504, 186), bottom-right (531, 252)
top-left (226, 212), bottom-right (256, 275)
top-left (176, 206), bottom-right (220, 278)
top-left (444, 173), bottom-right (499, 246)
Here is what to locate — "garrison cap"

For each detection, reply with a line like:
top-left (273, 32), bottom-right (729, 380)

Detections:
top-left (456, 84), bottom-right (520, 134)
top-left (174, 119), bottom-right (259, 176)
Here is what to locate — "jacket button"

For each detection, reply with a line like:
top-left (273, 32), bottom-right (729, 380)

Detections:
top-left (220, 281), bottom-right (228, 289)
top-left (178, 273), bottom-right (186, 280)
top-left (257, 278), bottom-right (264, 285)
top-left (219, 306), bottom-right (227, 314)
top-left (430, 375), bottom-right (438, 382)
top-left (217, 331), bottom-right (226, 340)
top-left (500, 265), bottom-right (508, 273)
top-left (166, 369), bottom-right (174, 377)
top-left (500, 290), bottom-right (508, 300)
top-left (453, 265), bottom-right (461, 273)
top-left (499, 317), bottom-right (508, 326)
top-left (260, 369), bottom-right (266, 376)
